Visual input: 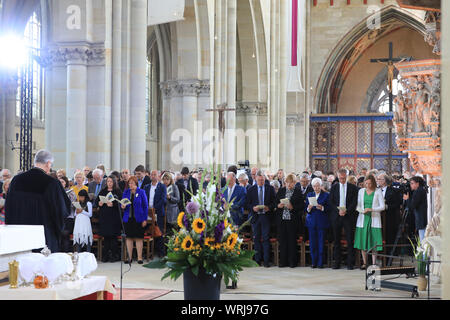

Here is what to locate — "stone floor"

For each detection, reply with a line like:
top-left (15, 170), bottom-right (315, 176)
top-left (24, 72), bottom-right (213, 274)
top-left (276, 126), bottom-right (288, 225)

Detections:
top-left (91, 260), bottom-right (441, 300)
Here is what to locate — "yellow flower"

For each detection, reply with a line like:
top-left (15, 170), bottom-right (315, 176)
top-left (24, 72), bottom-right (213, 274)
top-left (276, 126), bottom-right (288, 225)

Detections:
top-left (174, 248), bottom-right (179, 252)
top-left (204, 237), bottom-right (216, 247)
top-left (226, 233), bottom-right (238, 250)
top-left (192, 218), bottom-right (206, 234)
top-left (224, 219), bottom-right (230, 228)
top-left (181, 236), bottom-right (194, 251)
top-left (174, 236), bottom-right (180, 246)
top-left (177, 212), bottom-right (185, 229)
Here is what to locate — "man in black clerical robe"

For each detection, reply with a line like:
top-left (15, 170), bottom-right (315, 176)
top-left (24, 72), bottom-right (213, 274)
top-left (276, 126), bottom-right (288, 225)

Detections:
top-left (5, 150), bottom-right (71, 253)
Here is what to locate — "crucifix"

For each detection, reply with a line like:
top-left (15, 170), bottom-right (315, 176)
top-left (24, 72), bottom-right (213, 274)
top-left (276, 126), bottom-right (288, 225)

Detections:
top-left (206, 102), bottom-right (236, 136)
top-left (370, 42), bottom-right (407, 175)
top-left (206, 102), bottom-right (236, 165)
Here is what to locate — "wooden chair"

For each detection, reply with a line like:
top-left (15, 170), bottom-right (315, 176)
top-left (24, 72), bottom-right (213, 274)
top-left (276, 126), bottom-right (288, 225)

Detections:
top-left (270, 238), bottom-right (279, 266)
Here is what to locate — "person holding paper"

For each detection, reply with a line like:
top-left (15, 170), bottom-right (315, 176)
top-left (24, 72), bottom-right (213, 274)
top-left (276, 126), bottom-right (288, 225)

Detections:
top-left (354, 175), bottom-right (385, 269)
top-left (72, 189), bottom-right (93, 253)
top-left (161, 172), bottom-right (180, 237)
top-left (305, 178), bottom-right (330, 268)
top-left (71, 171), bottom-right (89, 201)
top-left (121, 176), bottom-right (148, 264)
top-left (96, 175), bottom-right (123, 262)
top-left (329, 168), bottom-right (359, 270)
top-left (245, 170), bottom-right (276, 268)
top-left (144, 170), bottom-right (167, 258)
top-left (275, 174), bottom-right (303, 268)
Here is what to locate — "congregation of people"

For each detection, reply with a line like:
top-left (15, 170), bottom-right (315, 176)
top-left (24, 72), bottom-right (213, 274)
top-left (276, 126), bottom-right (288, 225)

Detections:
top-left (0, 150), bottom-right (429, 271)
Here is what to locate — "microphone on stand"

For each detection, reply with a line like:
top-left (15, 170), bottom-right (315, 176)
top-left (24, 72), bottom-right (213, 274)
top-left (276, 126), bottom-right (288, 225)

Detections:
top-left (113, 194), bottom-right (132, 301)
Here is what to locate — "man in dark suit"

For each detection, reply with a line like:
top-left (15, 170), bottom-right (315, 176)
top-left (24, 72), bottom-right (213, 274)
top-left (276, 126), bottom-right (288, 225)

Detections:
top-left (377, 173), bottom-right (402, 249)
top-left (245, 170), bottom-right (276, 267)
top-left (223, 172), bottom-right (247, 227)
top-left (404, 176), bottom-right (428, 242)
top-left (238, 172), bottom-right (251, 192)
top-left (144, 170), bottom-right (167, 257)
top-left (329, 168), bottom-right (359, 270)
top-left (177, 167), bottom-right (199, 209)
top-left (296, 173), bottom-right (313, 240)
top-left (135, 165), bottom-right (151, 189)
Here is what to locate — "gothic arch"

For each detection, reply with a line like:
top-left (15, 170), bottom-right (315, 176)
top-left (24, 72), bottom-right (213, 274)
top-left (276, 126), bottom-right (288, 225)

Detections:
top-left (314, 5), bottom-right (426, 114)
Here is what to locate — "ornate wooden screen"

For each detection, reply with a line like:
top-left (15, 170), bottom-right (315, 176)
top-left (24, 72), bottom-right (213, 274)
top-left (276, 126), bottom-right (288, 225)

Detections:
top-left (310, 114), bottom-right (409, 174)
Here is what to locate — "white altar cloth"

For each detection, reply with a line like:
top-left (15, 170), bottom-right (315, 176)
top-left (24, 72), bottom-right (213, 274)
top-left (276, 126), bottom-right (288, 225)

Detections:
top-left (0, 276), bottom-right (115, 300)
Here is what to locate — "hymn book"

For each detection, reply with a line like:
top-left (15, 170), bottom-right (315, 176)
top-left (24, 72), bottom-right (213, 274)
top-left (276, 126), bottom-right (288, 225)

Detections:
top-left (116, 198), bottom-right (132, 206)
top-left (308, 197), bottom-right (318, 207)
top-left (99, 192), bottom-right (115, 204)
top-left (73, 202), bottom-right (83, 210)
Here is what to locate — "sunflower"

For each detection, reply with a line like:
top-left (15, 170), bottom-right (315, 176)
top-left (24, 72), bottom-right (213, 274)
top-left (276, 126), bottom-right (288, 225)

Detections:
top-left (181, 236), bottom-right (194, 251)
top-left (224, 219), bottom-right (231, 229)
top-left (204, 237), bottom-right (216, 248)
top-left (192, 218), bottom-right (206, 234)
top-left (177, 212), bottom-right (185, 229)
top-left (226, 233), bottom-right (239, 250)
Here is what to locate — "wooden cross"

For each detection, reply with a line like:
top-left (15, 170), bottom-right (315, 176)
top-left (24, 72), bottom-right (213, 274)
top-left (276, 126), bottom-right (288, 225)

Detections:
top-left (370, 42), bottom-right (407, 108)
top-left (206, 103), bottom-right (236, 136)
top-left (370, 42), bottom-right (410, 175)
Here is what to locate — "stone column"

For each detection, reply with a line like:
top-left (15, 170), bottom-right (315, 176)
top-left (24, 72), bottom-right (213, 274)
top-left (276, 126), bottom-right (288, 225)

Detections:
top-left (129, 0), bottom-right (147, 169)
top-left (111, 0), bottom-right (122, 170)
top-left (181, 80), bottom-right (200, 168)
top-left (197, 81), bottom-right (211, 167)
top-left (66, 48), bottom-right (88, 174)
top-left (441, 0), bottom-right (450, 300)
top-left (0, 74), bottom-right (18, 170)
top-left (160, 82), bottom-right (172, 170)
top-left (286, 114), bottom-right (299, 173)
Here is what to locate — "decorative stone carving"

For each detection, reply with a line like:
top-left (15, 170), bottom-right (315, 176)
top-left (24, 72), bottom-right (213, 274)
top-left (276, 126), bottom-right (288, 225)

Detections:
top-left (40, 44), bottom-right (106, 68)
top-left (393, 60), bottom-right (441, 168)
top-left (424, 11), bottom-right (441, 55)
top-left (159, 80), bottom-right (210, 98)
top-left (236, 101), bottom-right (268, 115)
top-left (286, 114), bottom-right (302, 126)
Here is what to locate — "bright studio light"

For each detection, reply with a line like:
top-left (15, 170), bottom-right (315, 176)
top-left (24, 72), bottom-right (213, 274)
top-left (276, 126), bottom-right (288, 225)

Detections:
top-left (0, 34), bottom-right (28, 70)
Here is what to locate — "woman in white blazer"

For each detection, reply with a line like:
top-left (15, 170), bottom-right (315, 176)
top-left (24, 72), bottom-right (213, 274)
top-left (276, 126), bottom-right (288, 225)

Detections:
top-left (354, 175), bottom-right (385, 269)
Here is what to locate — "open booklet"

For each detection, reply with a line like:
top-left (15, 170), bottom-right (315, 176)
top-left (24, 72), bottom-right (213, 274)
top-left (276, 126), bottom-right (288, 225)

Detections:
top-left (99, 192), bottom-right (115, 204)
top-left (73, 202), bottom-right (83, 210)
top-left (167, 185), bottom-right (173, 195)
top-left (116, 198), bottom-right (132, 206)
top-left (307, 197), bottom-right (318, 207)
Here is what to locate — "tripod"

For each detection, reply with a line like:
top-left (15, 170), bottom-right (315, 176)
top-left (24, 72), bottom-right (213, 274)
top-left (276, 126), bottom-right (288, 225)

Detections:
top-left (115, 198), bottom-right (131, 300)
top-left (387, 207), bottom-right (410, 267)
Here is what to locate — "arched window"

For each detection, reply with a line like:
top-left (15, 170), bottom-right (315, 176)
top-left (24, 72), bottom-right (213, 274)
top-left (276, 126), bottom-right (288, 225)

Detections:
top-left (375, 74), bottom-right (404, 114)
top-left (16, 10), bottom-right (44, 122)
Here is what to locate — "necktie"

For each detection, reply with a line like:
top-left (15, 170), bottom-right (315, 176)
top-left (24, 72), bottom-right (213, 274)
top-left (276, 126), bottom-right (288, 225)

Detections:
top-left (339, 183), bottom-right (345, 207)
top-left (95, 184), bottom-right (101, 196)
top-left (259, 186), bottom-right (264, 205)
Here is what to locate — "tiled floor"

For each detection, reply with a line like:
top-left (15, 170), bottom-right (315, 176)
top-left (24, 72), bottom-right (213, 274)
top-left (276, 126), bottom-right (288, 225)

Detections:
top-left (91, 261), bottom-right (441, 300)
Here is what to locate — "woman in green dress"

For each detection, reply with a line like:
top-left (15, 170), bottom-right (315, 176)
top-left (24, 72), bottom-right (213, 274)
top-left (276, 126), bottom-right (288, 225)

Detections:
top-left (354, 174), bottom-right (385, 269)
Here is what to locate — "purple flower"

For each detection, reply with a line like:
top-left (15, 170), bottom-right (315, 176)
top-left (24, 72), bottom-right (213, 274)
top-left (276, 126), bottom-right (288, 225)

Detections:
top-left (186, 201), bottom-right (200, 215)
top-left (183, 213), bottom-right (191, 230)
top-left (214, 221), bottom-right (225, 243)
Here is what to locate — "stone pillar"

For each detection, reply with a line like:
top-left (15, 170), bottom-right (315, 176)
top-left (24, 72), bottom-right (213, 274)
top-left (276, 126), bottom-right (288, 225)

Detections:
top-left (441, 0), bottom-right (450, 300)
top-left (286, 114), bottom-right (299, 173)
top-left (111, 0), bottom-right (122, 170)
top-left (129, 0), bottom-right (147, 170)
top-left (0, 74), bottom-right (18, 171)
top-left (66, 49), bottom-right (88, 174)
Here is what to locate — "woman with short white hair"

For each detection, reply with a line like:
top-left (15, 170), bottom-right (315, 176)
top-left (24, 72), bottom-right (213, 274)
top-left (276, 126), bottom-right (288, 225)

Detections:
top-left (305, 177), bottom-right (330, 268)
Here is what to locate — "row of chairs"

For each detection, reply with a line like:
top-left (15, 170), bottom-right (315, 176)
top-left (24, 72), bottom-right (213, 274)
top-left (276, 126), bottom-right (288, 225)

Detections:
top-left (70, 234), bottom-right (155, 262)
top-left (242, 236), bottom-right (409, 268)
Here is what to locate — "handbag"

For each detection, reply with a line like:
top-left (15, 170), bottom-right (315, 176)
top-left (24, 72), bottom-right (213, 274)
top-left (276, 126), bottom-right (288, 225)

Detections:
top-left (148, 208), bottom-right (162, 238)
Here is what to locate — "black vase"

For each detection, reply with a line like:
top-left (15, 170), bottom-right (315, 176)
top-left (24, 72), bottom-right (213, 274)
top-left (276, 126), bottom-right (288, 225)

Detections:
top-left (183, 268), bottom-right (222, 300)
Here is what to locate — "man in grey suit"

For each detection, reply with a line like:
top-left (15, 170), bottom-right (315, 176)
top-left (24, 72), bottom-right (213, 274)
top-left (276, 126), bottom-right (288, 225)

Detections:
top-left (87, 168), bottom-right (106, 202)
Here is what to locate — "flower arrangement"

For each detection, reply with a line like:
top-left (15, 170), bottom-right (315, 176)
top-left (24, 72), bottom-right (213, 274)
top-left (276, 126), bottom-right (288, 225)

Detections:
top-left (408, 236), bottom-right (430, 276)
top-left (144, 166), bottom-right (258, 285)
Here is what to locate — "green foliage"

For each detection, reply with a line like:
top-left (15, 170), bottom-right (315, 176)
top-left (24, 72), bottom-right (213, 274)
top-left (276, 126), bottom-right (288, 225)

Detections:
top-left (142, 165), bottom-right (258, 285)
